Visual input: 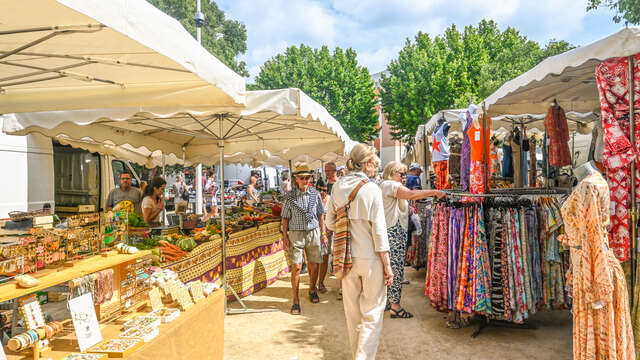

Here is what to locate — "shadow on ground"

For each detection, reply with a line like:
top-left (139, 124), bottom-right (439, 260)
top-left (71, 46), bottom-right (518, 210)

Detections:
top-left (224, 267), bottom-right (572, 360)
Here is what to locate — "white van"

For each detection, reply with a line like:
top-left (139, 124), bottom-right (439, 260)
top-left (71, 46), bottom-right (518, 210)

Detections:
top-left (0, 118), bottom-right (139, 219)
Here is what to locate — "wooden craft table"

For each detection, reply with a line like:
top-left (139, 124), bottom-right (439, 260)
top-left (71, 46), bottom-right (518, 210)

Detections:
top-left (0, 252), bottom-right (152, 303)
top-left (4, 289), bottom-right (224, 360)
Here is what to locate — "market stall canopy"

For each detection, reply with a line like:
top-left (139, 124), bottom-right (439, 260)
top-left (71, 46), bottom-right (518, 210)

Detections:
top-left (0, 0), bottom-right (245, 113)
top-left (423, 109), bottom-right (467, 134)
top-left (56, 136), bottom-right (189, 169)
top-left (2, 88), bottom-right (353, 165)
top-left (483, 27), bottom-right (640, 116)
top-left (492, 112), bottom-right (598, 134)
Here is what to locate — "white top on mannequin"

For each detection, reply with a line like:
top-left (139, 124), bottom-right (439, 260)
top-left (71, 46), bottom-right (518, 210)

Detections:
top-left (574, 160), bottom-right (600, 183)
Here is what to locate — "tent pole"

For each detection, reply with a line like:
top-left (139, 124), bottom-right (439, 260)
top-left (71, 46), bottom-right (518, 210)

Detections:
top-left (482, 104), bottom-right (489, 193)
top-left (423, 125), bottom-right (430, 189)
top-left (222, 116), bottom-right (277, 315)
top-left (162, 153), bottom-right (166, 226)
top-left (629, 55), bottom-right (636, 305)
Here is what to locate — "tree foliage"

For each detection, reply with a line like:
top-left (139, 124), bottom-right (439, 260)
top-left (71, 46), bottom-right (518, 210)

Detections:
top-left (587, 0), bottom-right (640, 24)
top-left (380, 20), bottom-right (574, 140)
top-left (148, 0), bottom-right (249, 76)
top-left (251, 45), bottom-right (378, 142)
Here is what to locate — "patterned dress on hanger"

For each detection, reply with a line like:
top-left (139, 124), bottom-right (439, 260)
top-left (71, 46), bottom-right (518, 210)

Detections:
top-left (559, 172), bottom-right (635, 360)
top-left (595, 55), bottom-right (640, 262)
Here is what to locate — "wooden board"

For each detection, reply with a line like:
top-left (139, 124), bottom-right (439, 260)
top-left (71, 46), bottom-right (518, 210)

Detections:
top-left (0, 251), bottom-right (151, 303)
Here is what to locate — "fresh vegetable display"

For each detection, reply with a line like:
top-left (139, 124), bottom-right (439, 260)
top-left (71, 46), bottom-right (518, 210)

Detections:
top-left (128, 205), bottom-right (280, 265)
top-left (128, 212), bottom-right (148, 227)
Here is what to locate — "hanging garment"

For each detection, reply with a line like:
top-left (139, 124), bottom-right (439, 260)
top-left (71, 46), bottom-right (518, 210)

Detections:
top-left (595, 55), bottom-right (640, 262)
top-left (544, 105), bottom-right (572, 167)
top-left (490, 143), bottom-right (500, 177)
top-left (432, 122), bottom-right (450, 162)
top-left (588, 121), bottom-right (605, 164)
top-left (467, 117), bottom-right (491, 195)
top-left (433, 161), bottom-right (450, 190)
top-left (528, 137), bottom-right (537, 187)
top-left (449, 136), bottom-right (462, 184)
top-left (502, 142), bottom-right (513, 178)
top-left (511, 135), bottom-right (523, 188)
top-left (560, 172), bottom-right (635, 360)
top-left (425, 204), bottom-right (450, 312)
top-left (461, 112), bottom-right (472, 191)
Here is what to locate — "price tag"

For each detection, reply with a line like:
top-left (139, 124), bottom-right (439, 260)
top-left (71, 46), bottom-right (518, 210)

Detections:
top-left (610, 202), bottom-right (616, 215)
top-left (474, 131), bottom-right (481, 141)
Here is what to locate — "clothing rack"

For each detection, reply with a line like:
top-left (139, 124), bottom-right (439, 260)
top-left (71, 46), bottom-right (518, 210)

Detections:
top-left (471, 316), bottom-right (537, 338)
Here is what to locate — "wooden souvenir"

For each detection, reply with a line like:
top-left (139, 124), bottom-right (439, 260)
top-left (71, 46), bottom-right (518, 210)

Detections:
top-left (87, 339), bottom-right (143, 358)
top-left (19, 296), bottom-right (50, 352)
top-left (175, 287), bottom-right (194, 311)
top-left (188, 281), bottom-right (205, 303)
top-left (148, 287), bottom-right (163, 311)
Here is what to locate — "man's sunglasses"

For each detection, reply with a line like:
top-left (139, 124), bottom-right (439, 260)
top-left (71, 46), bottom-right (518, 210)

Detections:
top-left (298, 176), bottom-right (312, 180)
top-left (120, 177), bottom-right (132, 181)
top-left (398, 172), bottom-right (407, 177)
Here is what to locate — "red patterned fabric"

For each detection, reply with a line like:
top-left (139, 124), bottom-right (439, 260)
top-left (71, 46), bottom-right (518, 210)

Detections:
top-left (544, 105), bottom-right (572, 167)
top-left (433, 161), bottom-right (450, 190)
top-left (595, 54), bottom-right (640, 262)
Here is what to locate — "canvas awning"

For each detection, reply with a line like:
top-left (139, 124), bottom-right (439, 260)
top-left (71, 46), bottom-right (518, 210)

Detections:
top-left (483, 27), bottom-right (640, 116)
top-left (0, 0), bottom-right (245, 113)
top-left (2, 88), bottom-right (353, 165)
top-left (56, 136), bottom-right (188, 169)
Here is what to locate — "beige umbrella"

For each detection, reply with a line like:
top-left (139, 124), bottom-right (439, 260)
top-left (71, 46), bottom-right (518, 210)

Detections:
top-left (0, 0), bottom-right (245, 113)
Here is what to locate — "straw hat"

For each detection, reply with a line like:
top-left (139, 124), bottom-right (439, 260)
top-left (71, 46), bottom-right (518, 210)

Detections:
top-left (293, 163), bottom-right (313, 177)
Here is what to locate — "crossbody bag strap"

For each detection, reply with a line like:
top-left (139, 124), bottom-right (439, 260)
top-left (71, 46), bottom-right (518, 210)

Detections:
top-left (348, 179), bottom-right (369, 203)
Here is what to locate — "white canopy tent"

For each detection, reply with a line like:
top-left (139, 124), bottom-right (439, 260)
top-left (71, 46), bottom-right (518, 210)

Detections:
top-left (0, 0), bottom-right (245, 113)
top-left (2, 87), bottom-right (354, 314)
top-left (56, 137), bottom-right (189, 169)
top-left (2, 88), bottom-right (351, 165)
top-left (483, 27), bottom-right (640, 116)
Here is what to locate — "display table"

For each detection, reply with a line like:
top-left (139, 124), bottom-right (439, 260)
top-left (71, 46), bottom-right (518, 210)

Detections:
top-left (162, 221), bottom-right (289, 299)
top-left (4, 289), bottom-right (224, 360)
top-left (0, 252), bottom-right (152, 303)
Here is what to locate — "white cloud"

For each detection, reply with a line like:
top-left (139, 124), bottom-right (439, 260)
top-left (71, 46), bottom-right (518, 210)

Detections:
top-left (218, 0), bottom-right (621, 80)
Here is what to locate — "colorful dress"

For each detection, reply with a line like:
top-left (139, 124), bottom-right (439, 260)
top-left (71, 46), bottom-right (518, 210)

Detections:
top-left (460, 112), bottom-right (472, 191)
top-left (544, 105), bottom-right (572, 167)
top-left (559, 172), bottom-right (635, 360)
top-left (595, 55), bottom-right (640, 262)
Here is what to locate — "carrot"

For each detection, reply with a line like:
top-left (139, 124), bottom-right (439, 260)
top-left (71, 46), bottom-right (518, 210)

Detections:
top-left (158, 241), bottom-right (184, 252)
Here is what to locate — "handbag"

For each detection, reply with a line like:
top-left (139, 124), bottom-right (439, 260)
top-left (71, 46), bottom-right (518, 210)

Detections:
top-left (332, 179), bottom-right (368, 280)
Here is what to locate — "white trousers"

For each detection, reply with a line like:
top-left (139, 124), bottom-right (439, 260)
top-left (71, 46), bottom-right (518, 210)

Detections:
top-left (342, 257), bottom-right (386, 360)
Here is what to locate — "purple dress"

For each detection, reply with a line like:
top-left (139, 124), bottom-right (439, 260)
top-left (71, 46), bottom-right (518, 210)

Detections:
top-left (460, 111), bottom-right (472, 191)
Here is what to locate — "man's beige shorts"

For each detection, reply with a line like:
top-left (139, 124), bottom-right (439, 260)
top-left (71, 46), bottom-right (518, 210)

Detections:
top-left (288, 227), bottom-right (322, 264)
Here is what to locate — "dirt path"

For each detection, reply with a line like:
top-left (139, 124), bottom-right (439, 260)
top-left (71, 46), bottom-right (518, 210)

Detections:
top-left (224, 267), bottom-right (572, 360)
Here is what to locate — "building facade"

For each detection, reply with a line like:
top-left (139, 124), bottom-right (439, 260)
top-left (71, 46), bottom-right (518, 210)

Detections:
top-left (371, 71), bottom-right (405, 168)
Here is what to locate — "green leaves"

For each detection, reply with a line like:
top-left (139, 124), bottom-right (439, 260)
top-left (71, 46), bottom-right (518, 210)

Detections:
top-left (381, 20), bottom-right (574, 140)
top-left (588, 0), bottom-right (640, 24)
top-left (148, 0), bottom-right (249, 76)
top-left (252, 45), bottom-right (378, 143)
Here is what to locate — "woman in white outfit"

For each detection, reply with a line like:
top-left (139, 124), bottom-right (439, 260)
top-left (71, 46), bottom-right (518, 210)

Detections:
top-left (380, 161), bottom-right (445, 319)
top-left (326, 143), bottom-right (394, 360)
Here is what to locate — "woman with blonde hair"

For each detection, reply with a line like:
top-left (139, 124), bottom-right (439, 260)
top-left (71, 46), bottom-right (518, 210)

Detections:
top-left (246, 175), bottom-right (260, 204)
top-left (326, 143), bottom-right (393, 359)
top-left (380, 161), bottom-right (445, 318)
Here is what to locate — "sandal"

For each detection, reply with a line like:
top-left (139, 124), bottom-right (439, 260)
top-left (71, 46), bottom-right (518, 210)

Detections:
top-left (291, 303), bottom-right (301, 315)
top-left (385, 303), bottom-right (391, 312)
top-left (337, 289), bottom-right (343, 301)
top-left (309, 291), bottom-right (320, 304)
top-left (390, 307), bottom-right (414, 319)
top-left (318, 284), bottom-right (328, 294)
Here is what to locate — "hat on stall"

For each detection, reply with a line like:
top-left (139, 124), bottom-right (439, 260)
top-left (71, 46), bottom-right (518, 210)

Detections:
top-left (409, 163), bottom-right (423, 172)
top-left (293, 163), bottom-right (313, 177)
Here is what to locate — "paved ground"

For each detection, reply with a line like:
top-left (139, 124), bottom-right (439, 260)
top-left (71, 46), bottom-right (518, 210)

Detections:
top-left (224, 267), bottom-right (573, 360)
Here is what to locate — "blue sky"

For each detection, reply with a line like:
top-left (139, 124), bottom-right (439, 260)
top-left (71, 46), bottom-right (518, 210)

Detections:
top-left (216, 0), bottom-right (625, 80)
